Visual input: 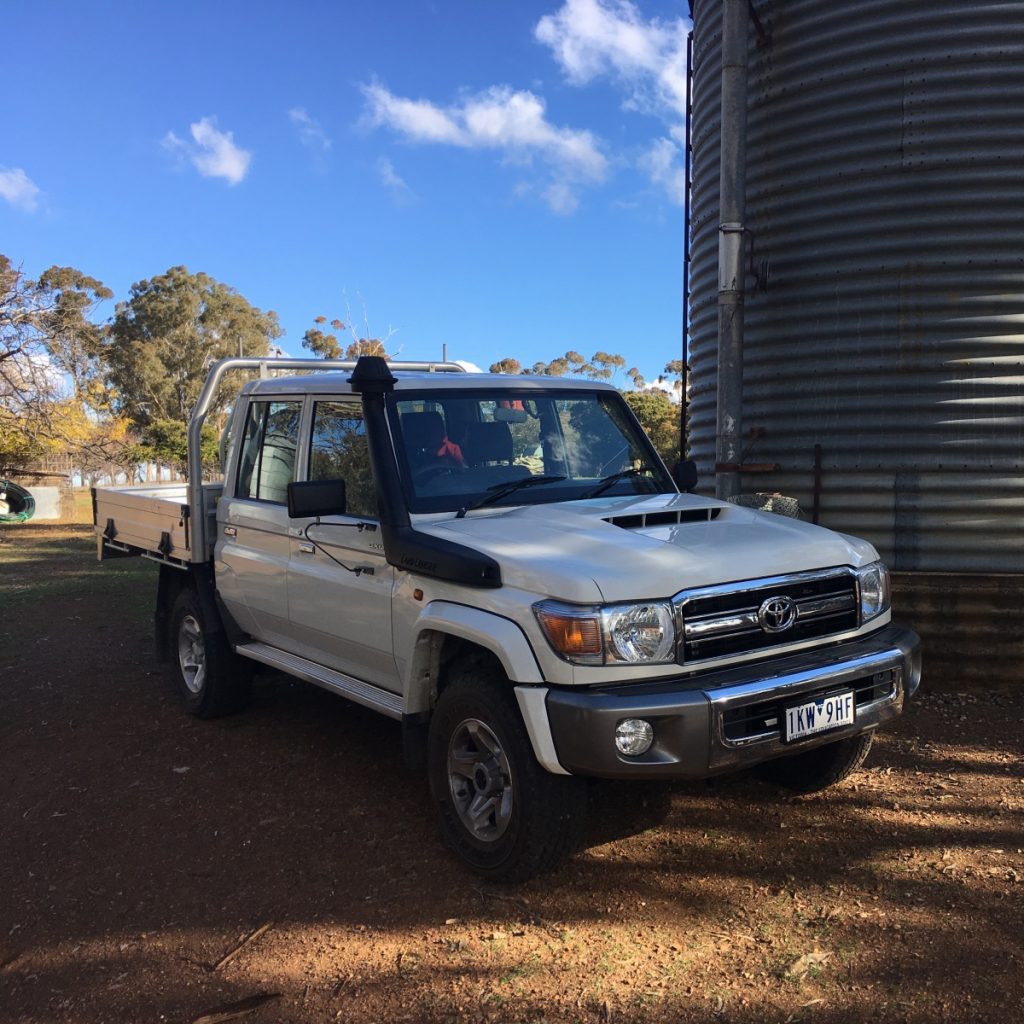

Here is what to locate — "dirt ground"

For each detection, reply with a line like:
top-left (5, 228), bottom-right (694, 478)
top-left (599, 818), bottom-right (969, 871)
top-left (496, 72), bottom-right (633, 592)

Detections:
top-left (1, 523), bottom-right (1021, 1024)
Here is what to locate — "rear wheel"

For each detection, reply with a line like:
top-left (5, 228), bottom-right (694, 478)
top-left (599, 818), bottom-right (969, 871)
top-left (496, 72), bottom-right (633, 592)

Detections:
top-left (754, 732), bottom-right (874, 794)
top-left (428, 659), bottom-right (586, 881)
top-left (167, 588), bottom-right (251, 718)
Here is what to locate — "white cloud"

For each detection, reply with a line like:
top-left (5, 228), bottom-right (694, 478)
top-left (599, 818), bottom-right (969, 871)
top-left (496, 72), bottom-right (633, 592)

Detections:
top-left (190, 118), bottom-right (251, 184)
top-left (535, 0), bottom-right (689, 117)
top-left (361, 4), bottom-right (693, 212)
top-left (640, 136), bottom-right (686, 205)
top-left (363, 85), bottom-right (464, 145)
top-left (0, 167), bottom-right (41, 212)
top-left (362, 82), bottom-right (607, 210)
top-left (536, 0), bottom-right (690, 205)
top-left (362, 83), bottom-right (608, 180)
top-left (289, 107), bottom-right (332, 152)
top-left (542, 181), bottom-right (579, 215)
top-left (162, 117), bottom-right (251, 185)
top-left (376, 156), bottom-right (414, 203)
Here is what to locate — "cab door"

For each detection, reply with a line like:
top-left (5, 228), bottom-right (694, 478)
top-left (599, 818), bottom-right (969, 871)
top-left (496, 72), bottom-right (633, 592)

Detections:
top-left (216, 398), bottom-right (303, 649)
top-left (285, 398), bottom-right (399, 692)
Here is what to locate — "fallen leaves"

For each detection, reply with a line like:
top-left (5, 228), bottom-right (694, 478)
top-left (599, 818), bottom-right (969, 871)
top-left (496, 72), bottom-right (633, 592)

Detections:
top-left (785, 950), bottom-right (832, 979)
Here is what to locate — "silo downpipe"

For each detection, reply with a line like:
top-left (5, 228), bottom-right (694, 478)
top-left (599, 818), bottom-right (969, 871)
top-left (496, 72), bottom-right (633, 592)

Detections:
top-left (682, 27), bottom-right (694, 460)
top-left (715, 0), bottom-right (750, 500)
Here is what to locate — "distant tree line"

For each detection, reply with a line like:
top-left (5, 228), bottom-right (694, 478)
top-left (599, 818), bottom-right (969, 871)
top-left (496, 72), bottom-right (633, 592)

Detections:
top-left (488, 351), bottom-right (686, 465)
top-left (1, 250), bottom-right (686, 482)
top-left (1, 255), bottom-right (281, 480)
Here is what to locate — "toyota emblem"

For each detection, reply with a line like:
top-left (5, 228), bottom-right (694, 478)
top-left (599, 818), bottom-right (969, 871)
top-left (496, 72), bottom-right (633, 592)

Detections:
top-left (757, 595), bottom-right (797, 633)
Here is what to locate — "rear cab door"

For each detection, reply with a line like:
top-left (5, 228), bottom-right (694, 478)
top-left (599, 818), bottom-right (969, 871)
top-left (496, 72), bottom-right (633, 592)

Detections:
top-left (216, 395), bottom-right (303, 648)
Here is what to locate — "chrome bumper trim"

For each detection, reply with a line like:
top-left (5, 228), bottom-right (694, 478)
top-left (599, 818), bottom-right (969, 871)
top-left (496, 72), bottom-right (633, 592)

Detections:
top-left (705, 638), bottom-right (916, 771)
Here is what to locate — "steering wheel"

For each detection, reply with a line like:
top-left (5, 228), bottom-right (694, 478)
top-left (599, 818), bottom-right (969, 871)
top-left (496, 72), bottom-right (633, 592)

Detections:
top-left (413, 464), bottom-right (455, 486)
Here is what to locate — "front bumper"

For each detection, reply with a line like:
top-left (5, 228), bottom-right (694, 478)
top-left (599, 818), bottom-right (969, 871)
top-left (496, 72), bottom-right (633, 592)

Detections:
top-left (541, 625), bottom-right (921, 779)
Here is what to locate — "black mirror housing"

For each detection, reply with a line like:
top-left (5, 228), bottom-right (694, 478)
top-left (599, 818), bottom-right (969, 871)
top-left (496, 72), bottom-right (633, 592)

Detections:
top-left (287, 479), bottom-right (347, 519)
top-left (673, 459), bottom-right (698, 493)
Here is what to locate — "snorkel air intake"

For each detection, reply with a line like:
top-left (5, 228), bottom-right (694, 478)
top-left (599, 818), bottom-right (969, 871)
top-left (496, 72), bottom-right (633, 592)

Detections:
top-left (350, 356), bottom-right (501, 588)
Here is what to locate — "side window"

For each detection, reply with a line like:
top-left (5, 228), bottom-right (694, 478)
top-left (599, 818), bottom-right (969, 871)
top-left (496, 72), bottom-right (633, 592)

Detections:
top-left (236, 400), bottom-right (301, 503)
top-left (309, 401), bottom-right (376, 518)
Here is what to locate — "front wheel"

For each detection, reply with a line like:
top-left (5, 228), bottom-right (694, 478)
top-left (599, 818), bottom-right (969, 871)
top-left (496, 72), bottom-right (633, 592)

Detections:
top-left (428, 660), bottom-right (586, 881)
top-left (753, 732), bottom-right (874, 794)
top-left (167, 588), bottom-right (251, 719)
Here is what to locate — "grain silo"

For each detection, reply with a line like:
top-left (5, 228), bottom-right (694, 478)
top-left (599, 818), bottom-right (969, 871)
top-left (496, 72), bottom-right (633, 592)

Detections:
top-left (687, 0), bottom-right (1024, 685)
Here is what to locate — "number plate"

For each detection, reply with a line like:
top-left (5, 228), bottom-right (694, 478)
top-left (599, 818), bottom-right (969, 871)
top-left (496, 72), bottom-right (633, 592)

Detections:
top-left (783, 690), bottom-right (855, 743)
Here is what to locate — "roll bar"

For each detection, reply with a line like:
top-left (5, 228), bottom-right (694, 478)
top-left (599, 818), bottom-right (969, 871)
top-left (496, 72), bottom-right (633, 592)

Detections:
top-left (186, 356), bottom-right (466, 561)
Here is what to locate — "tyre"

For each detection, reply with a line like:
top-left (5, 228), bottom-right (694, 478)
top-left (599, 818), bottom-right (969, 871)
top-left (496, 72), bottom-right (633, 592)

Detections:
top-left (167, 588), bottom-right (251, 719)
top-left (428, 659), bottom-right (587, 882)
top-left (753, 732), bottom-right (874, 794)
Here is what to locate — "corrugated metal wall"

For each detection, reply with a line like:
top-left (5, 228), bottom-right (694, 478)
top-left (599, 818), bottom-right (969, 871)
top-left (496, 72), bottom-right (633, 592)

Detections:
top-left (689, 0), bottom-right (1024, 575)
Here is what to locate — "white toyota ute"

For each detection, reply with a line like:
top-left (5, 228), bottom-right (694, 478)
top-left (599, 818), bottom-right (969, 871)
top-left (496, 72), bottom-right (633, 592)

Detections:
top-left (94, 356), bottom-right (921, 880)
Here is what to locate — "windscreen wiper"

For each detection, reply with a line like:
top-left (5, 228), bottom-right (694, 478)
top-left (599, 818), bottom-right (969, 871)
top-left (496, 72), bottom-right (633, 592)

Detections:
top-left (456, 475), bottom-right (567, 519)
top-left (580, 466), bottom-right (654, 500)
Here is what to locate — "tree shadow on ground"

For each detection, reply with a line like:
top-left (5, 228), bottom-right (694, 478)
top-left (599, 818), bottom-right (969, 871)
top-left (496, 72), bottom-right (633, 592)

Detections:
top-left (1, 527), bottom-right (1021, 1023)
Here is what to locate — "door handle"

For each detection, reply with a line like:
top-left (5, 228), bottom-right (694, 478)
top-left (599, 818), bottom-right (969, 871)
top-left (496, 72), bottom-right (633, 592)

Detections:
top-left (298, 543), bottom-right (315, 555)
top-left (223, 526), bottom-right (237, 537)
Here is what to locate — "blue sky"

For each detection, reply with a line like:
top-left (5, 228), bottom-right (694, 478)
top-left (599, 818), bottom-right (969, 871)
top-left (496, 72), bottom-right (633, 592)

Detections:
top-left (1, 1), bottom-right (691, 383)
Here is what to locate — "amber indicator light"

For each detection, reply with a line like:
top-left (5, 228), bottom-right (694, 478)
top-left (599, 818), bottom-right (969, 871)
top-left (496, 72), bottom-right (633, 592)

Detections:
top-left (537, 610), bottom-right (601, 656)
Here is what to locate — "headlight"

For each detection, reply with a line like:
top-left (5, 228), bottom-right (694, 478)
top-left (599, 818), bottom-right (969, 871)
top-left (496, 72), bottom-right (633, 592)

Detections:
top-left (856, 560), bottom-right (891, 623)
top-left (534, 600), bottom-right (676, 665)
top-left (602, 603), bottom-right (676, 664)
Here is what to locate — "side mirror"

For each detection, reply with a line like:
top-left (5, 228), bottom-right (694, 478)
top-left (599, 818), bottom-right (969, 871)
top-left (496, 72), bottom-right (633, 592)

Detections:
top-left (672, 459), bottom-right (698, 493)
top-left (287, 479), bottom-right (347, 519)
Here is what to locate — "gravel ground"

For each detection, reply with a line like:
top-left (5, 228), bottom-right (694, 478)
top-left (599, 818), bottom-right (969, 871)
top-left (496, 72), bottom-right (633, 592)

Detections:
top-left (1, 524), bottom-right (1021, 1024)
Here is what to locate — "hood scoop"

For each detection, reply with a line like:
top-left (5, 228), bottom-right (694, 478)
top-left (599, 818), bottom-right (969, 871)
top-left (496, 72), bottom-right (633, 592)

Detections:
top-left (604, 507), bottom-right (722, 530)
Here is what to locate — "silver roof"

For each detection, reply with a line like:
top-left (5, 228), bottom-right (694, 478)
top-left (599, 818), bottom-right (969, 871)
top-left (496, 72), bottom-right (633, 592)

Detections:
top-left (241, 371), bottom-right (619, 397)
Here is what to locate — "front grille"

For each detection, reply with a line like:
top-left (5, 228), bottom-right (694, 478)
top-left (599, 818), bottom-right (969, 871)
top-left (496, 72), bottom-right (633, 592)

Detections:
top-left (721, 670), bottom-right (896, 743)
top-left (676, 569), bottom-right (859, 663)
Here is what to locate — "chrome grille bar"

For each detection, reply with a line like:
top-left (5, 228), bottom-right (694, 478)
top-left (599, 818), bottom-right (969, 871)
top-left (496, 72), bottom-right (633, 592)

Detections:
top-left (674, 568), bottom-right (861, 665)
top-left (683, 590), bottom-right (857, 642)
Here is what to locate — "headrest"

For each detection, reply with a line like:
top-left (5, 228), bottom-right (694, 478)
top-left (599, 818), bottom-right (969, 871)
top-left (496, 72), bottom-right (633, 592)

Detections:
top-left (401, 410), bottom-right (446, 449)
top-left (464, 421), bottom-right (513, 465)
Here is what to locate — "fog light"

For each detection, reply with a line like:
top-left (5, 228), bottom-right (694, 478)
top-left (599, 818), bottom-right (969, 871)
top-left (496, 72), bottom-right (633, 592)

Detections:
top-left (614, 718), bottom-right (654, 756)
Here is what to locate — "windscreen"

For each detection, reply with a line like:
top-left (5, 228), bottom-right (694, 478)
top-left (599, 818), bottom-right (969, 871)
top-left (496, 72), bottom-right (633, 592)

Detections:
top-left (389, 388), bottom-right (674, 514)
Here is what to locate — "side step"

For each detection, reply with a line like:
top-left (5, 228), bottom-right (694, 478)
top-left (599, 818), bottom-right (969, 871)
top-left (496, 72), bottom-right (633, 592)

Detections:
top-left (236, 642), bottom-right (404, 720)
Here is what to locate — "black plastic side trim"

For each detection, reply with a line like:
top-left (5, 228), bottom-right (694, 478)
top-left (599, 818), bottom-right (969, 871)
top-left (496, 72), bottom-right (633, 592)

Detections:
top-left (381, 524), bottom-right (502, 588)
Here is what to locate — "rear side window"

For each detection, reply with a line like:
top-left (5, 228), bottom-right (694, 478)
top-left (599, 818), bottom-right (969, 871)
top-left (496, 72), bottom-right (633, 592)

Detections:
top-left (309, 401), bottom-right (376, 518)
top-left (236, 400), bottom-right (302, 503)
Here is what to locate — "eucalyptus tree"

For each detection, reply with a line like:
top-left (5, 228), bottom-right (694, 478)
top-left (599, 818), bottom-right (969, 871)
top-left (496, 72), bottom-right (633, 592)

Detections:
top-left (105, 265), bottom-right (282, 427)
